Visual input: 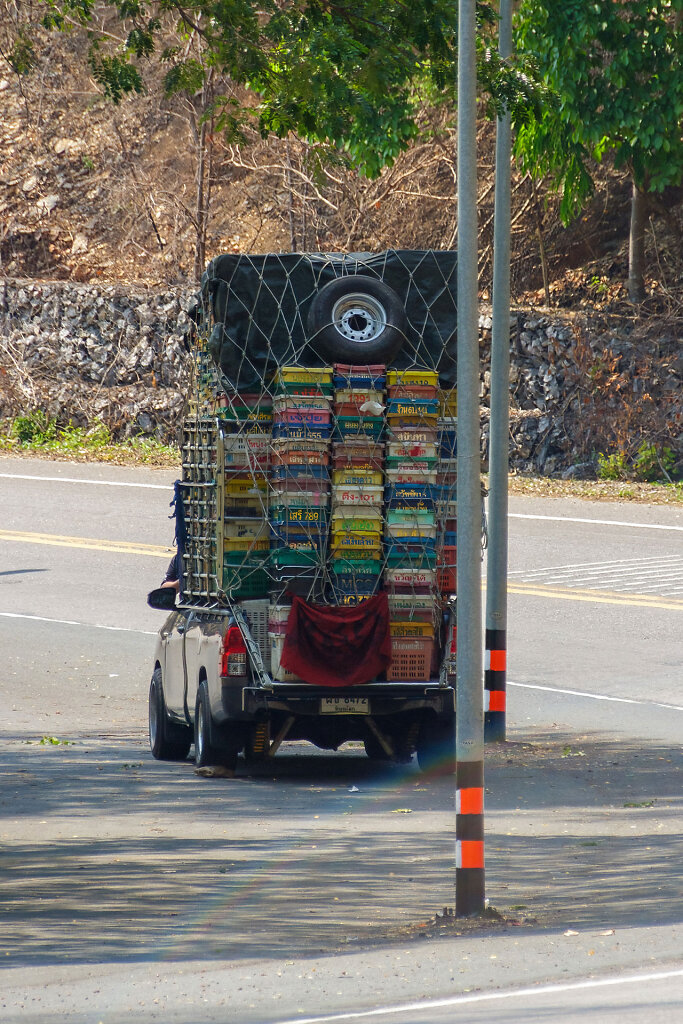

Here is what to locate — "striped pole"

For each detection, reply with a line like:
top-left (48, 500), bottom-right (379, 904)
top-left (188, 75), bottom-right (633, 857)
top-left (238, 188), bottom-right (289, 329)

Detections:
top-left (484, 0), bottom-right (512, 744)
top-left (456, 759), bottom-right (485, 913)
top-left (456, 0), bottom-right (485, 917)
top-left (485, 628), bottom-right (507, 740)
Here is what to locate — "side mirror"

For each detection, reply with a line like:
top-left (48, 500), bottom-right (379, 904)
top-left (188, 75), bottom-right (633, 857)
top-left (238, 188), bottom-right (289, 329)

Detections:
top-left (147, 587), bottom-right (177, 611)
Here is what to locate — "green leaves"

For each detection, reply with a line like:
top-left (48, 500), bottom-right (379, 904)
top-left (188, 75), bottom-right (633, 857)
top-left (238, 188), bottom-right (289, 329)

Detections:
top-left (88, 51), bottom-right (144, 102)
top-left (514, 0), bottom-right (683, 219)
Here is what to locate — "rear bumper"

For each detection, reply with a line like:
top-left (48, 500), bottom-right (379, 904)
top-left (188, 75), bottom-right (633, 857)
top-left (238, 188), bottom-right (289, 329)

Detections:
top-left (241, 682), bottom-right (455, 719)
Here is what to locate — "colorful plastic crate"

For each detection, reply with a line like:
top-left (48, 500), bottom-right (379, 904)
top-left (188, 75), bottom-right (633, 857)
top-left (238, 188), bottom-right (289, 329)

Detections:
top-left (334, 416), bottom-right (384, 441)
top-left (330, 558), bottom-right (382, 576)
top-left (222, 554), bottom-right (269, 598)
top-left (385, 637), bottom-right (434, 681)
top-left (275, 366), bottom-right (333, 385)
top-left (331, 508), bottom-right (383, 533)
top-left (387, 441), bottom-right (438, 461)
top-left (386, 426), bottom-right (438, 445)
top-left (332, 468), bottom-right (383, 488)
top-left (269, 632), bottom-right (299, 681)
top-left (224, 518), bottom-right (270, 541)
top-left (386, 369), bottom-right (439, 387)
top-left (384, 566), bottom-right (436, 590)
top-left (270, 489), bottom-right (330, 507)
top-left (272, 423), bottom-right (332, 442)
top-left (437, 544), bottom-right (457, 593)
top-left (270, 504), bottom-right (329, 527)
top-left (390, 620), bottom-right (435, 639)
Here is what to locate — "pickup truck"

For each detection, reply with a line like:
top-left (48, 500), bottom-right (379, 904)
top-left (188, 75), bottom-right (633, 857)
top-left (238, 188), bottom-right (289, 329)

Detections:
top-left (147, 250), bottom-right (464, 774)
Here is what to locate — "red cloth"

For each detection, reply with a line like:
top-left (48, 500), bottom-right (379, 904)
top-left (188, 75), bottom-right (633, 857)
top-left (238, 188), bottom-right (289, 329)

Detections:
top-left (280, 592), bottom-right (391, 687)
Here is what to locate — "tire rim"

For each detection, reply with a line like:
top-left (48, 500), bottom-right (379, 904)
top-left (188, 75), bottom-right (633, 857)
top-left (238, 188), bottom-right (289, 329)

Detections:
top-left (149, 685), bottom-right (158, 748)
top-left (196, 705), bottom-right (206, 762)
top-left (330, 292), bottom-right (387, 344)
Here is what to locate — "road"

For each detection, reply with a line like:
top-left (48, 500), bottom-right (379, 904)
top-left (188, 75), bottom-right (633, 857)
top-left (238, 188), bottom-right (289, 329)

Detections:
top-left (0, 456), bottom-right (681, 1023)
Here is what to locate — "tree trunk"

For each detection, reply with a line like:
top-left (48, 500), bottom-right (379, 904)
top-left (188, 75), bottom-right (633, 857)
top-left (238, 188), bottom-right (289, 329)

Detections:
top-left (628, 181), bottom-right (647, 303)
top-left (530, 176), bottom-right (550, 306)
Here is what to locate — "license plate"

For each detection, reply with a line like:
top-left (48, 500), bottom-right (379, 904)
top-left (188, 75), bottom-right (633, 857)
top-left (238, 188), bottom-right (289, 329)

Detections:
top-left (320, 696), bottom-right (369, 715)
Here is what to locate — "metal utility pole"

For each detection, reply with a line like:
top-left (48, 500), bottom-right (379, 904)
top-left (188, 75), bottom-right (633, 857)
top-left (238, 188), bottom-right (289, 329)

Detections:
top-left (485, 0), bottom-right (512, 742)
top-left (456, 0), bottom-right (484, 916)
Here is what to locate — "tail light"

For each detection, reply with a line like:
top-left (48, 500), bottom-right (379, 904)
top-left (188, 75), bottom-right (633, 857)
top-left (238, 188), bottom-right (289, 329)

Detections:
top-left (221, 625), bottom-right (247, 677)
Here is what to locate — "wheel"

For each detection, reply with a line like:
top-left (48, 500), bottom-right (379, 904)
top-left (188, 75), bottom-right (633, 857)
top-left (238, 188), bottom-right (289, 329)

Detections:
top-left (363, 734), bottom-right (393, 762)
top-left (194, 682), bottom-right (239, 769)
top-left (148, 668), bottom-right (192, 761)
top-left (307, 275), bottom-right (408, 364)
top-left (416, 718), bottom-right (456, 775)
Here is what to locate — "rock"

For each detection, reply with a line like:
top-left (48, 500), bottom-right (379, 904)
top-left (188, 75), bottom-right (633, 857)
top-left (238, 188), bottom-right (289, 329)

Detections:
top-left (562, 462), bottom-right (597, 481)
top-left (53, 138), bottom-right (83, 155)
top-left (36, 194), bottom-right (59, 215)
top-left (71, 234), bottom-right (88, 254)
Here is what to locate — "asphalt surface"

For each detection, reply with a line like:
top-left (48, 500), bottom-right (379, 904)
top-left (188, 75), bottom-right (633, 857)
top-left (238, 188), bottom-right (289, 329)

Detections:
top-left (0, 456), bottom-right (682, 1023)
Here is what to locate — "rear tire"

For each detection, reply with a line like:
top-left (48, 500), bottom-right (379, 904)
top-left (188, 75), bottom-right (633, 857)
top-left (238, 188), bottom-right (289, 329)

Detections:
top-left (194, 682), bottom-right (239, 770)
top-left (416, 718), bottom-right (456, 775)
top-left (149, 668), bottom-right (192, 761)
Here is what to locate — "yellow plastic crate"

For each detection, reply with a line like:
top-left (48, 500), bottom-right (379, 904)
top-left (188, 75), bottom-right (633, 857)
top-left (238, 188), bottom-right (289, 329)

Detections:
top-left (223, 536), bottom-right (270, 553)
top-left (332, 469), bottom-right (383, 487)
top-left (223, 518), bottom-right (270, 541)
top-left (276, 366), bottom-right (333, 385)
top-left (224, 475), bottom-right (268, 496)
top-left (390, 620), bottom-right (435, 639)
top-left (387, 369), bottom-right (439, 387)
top-left (439, 389), bottom-right (458, 417)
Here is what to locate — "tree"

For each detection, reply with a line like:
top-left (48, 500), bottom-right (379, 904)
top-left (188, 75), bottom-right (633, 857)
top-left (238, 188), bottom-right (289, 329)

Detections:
top-left (513, 0), bottom-right (683, 302)
top-left (14, 0), bottom-right (536, 177)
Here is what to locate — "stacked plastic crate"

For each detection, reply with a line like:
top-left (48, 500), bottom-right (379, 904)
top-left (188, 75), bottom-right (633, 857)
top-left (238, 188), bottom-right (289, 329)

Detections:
top-left (268, 366), bottom-right (334, 679)
top-left (383, 370), bottom-right (441, 680)
top-left (329, 364), bottom-right (386, 605)
top-left (220, 391), bottom-right (272, 601)
top-left (436, 388), bottom-right (458, 596)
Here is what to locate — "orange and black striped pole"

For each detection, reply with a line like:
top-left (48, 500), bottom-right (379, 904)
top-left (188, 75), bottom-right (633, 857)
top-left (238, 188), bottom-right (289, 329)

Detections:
top-left (456, 0), bottom-right (485, 917)
top-left (456, 758), bottom-right (485, 913)
top-left (485, 629), bottom-right (507, 741)
top-left (483, 0), bottom-right (512, 745)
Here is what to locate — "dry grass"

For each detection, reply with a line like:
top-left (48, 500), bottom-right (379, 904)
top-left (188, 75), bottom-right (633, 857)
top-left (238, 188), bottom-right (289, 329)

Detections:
top-left (504, 473), bottom-right (682, 506)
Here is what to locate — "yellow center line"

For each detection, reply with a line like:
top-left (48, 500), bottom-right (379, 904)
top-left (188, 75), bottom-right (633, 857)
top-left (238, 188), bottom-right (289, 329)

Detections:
top-left (0, 529), bottom-right (172, 559)
top-left (3, 529), bottom-right (682, 610)
top-left (507, 581), bottom-right (683, 612)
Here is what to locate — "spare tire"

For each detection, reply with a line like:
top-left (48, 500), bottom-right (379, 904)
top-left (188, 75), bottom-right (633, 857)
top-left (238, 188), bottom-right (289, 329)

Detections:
top-left (307, 275), bottom-right (408, 365)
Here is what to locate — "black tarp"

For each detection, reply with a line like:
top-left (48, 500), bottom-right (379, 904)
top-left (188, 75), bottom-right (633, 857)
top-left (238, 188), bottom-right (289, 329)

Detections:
top-left (201, 250), bottom-right (457, 391)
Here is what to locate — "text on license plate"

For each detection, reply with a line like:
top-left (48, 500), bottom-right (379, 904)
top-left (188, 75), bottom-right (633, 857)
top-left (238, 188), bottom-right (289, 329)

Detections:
top-left (320, 696), bottom-right (369, 715)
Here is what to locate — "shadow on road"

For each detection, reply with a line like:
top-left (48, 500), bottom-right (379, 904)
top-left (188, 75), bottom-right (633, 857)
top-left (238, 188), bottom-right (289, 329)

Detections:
top-left (1, 731), bottom-right (681, 968)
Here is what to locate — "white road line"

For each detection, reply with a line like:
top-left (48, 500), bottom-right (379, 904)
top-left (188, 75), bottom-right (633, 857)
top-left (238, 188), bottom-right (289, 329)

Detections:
top-left (511, 561), bottom-right (679, 577)
top-left (508, 680), bottom-right (683, 713)
top-left (276, 967), bottom-right (683, 1024)
top-left (526, 563), bottom-right (682, 576)
top-left (510, 513), bottom-right (683, 532)
top-left (0, 472), bottom-right (171, 489)
top-left (0, 611), bottom-right (156, 635)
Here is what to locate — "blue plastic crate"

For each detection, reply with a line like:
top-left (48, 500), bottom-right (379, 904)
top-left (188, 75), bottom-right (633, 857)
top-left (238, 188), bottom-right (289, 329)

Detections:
top-left (387, 398), bottom-right (439, 419)
top-left (270, 464), bottom-right (330, 483)
top-left (439, 429), bottom-right (457, 459)
top-left (272, 423), bottom-right (332, 442)
top-left (333, 374), bottom-right (386, 390)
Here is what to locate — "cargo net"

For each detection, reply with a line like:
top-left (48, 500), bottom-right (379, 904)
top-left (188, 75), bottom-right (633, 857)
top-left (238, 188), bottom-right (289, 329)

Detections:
top-left (180, 251), bottom-right (477, 681)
